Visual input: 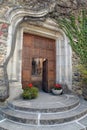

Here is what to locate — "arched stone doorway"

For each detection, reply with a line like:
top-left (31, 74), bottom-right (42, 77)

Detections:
top-left (0, 1), bottom-right (72, 100)
top-left (0, 5), bottom-right (71, 101)
top-left (7, 19), bottom-right (72, 91)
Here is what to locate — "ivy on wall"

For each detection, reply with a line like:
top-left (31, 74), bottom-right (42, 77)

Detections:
top-left (56, 9), bottom-right (87, 98)
top-left (57, 10), bottom-right (87, 65)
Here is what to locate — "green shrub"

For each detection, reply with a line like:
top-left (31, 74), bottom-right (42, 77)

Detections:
top-left (78, 65), bottom-right (87, 84)
top-left (22, 84), bottom-right (39, 99)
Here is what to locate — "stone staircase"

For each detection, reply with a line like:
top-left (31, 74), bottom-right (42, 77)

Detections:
top-left (0, 92), bottom-right (87, 130)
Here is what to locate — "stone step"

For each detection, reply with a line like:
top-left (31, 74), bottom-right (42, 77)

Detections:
top-left (0, 117), bottom-right (87, 130)
top-left (7, 94), bottom-right (79, 113)
top-left (0, 107), bottom-right (38, 125)
top-left (0, 99), bottom-right (87, 125)
top-left (40, 101), bottom-right (87, 125)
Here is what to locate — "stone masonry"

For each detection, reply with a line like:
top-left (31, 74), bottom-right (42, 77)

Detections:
top-left (0, 0), bottom-right (86, 100)
top-left (0, 22), bottom-right (9, 100)
top-left (72, 51), bottom-right (82, 95)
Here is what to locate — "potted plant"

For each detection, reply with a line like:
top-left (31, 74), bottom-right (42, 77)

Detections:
top-left (22, 83), bottom-right (39, 99)
top-left (52, 83), bottom-right (63, 95)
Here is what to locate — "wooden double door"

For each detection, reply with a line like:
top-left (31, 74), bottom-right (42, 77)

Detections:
top-left (22, 33), bottom-right (56, 92)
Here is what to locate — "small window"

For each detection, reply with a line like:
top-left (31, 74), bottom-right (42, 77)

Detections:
top-left (32, 58), bottom-right (44, 76)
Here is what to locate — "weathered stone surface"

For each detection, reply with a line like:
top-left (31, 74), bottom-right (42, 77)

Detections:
top-left (0, 22), bottom-right (9, 101)
top-left (0, 68), bottom-right (4, 79)
top-left (0, 86), bottom-right (87, 130)
top-left (0, 43), bottom-right (7, 65)
top-left (0, 119), bottom-right (84, 130)
top-left (7, 91), bottom-right (79, 113)
top-left (81, 84), bottom-right (87, 100)
top-left (16, 0), bottom-right (56, 11)
top-left (0, 127), bottom-right (7, 130)
top-left (0, 22), bottom-right (9, 66)
top-left (79, 116), bottom-right (87, 127)
top-left (0, 91), bottom-right (87, 126)
top-left (72, 51), bottom-right (82, 95)
top-left (0, 66), bottom-right (9, 101)
top-left (0, 23), bottom-right (8, 39)
top-left (0, 0), bottom-right (87, 19)
top-left (0, 0), bottom-right (86, 101)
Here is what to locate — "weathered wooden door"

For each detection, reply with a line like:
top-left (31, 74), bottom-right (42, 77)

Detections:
top-left (22, 34), bottom-right (33, 88)
top-left (42, 59), bottom-right (48, 92)
top-left (22, 33), bottom-right (56, 91)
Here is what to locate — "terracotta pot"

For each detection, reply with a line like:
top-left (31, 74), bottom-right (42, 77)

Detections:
top-left (52, 89), bottom-right (63, 95)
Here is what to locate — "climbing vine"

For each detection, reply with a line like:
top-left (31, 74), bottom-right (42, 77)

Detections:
top-left (57, 10), bottom-right (87, 65)
top-left (56, 9), bottom-right (87, 98)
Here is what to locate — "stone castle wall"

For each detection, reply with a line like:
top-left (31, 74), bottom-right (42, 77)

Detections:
top-left (0, 0), bottom-right (86, 100)
top-left (72, 52), bottom-right (82, 95)
top-left (0, 22), bottom-right (9, 100)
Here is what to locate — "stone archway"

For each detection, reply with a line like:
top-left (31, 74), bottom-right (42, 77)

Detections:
top-left (7, 18), bottom-right (72, 90)
top-left (0, 4), bottom-right (72, 100)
